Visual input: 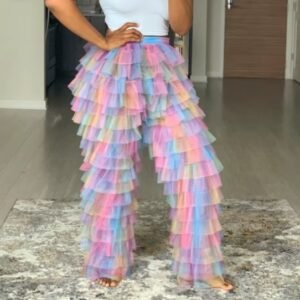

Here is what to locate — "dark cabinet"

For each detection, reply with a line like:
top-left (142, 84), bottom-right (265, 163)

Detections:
top-left (56, 14), bottom-right (107, 77)
top-left (46, 22), bottom-right (58, 87)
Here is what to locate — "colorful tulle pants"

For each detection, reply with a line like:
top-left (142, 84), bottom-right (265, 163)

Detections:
top-left (67, 36), bottom-right (225, 283)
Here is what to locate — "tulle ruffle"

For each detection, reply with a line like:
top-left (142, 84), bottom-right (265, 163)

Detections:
top-left (67, 36), bottom-right (225, 284)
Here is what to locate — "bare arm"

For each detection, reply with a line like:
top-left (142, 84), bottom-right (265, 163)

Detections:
top-left (45, 0), bottom-right (142, 50)
top-left (169, 0), bottom-right (193, 36)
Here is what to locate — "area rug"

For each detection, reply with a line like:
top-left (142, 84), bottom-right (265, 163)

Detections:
top-left (0, 196), bottom-right (299, 300)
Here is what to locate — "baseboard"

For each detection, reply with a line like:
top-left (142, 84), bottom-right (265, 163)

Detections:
top-left (0, 99), bottom-right (47, 110)
top-left (190, 75), bottom-right (208, 83)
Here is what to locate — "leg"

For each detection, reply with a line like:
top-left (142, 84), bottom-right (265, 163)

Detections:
top-left (136, 36), bottom-right (234, 292)
top-left (142, 82), bottom-right (233, 291)
top-left (67, 42), bottom-right (145, 287)
top-left (79, 137), bottom-right (140, 286)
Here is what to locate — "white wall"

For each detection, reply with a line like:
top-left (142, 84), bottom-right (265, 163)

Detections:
top-left (0, 0), bottom-right (46, 110)
top-left (294, 0), bottom-right (300, 82)
top-left (191, 0), bottom-right (208, 83)
top-left (191, 0), bottom-right (225, 81)
top-left (206, 0), bottom-right (225, 78)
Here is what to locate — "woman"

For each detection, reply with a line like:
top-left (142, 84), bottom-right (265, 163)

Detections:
top-left (45, 0), bottom-right (235, 292)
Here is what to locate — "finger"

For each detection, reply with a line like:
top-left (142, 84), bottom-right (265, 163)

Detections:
top-left (123, 32), bottom-right (142, 41)
top-left (124, 35), bottom-right (142, 43)
top-left (119, 22), bottom-right (139, 31)
top-left (124, 28), bottom-right (143, 38)
top-left (122, 29), bottom-right (142, 38)
top-left (123, 29), bottom-right (143, 38)
top-left (119, 35), bottom-right (140, 46)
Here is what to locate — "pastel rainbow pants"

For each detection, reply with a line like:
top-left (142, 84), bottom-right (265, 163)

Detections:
top-left (67, 36), bottom-right (225, 284)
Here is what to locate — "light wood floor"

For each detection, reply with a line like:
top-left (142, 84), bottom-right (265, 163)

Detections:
top-left (0, 77), bottom-right (299, 227)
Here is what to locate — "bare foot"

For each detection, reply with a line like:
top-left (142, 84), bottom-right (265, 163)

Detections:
top-left (177, 275), bottom-right (235, 293)
top-left (201, 275), bottom-right (235, 292)
top-left (96, 277), bottom-right (122, 288)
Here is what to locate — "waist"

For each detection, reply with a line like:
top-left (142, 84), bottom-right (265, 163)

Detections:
top-left (106, 28), bottom-right (169, 45)
top-left (140, 36), bottom-right (170, 44)
top-left (104, 15), bottom-right (169, 37)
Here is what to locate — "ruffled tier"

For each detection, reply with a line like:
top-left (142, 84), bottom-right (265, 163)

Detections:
top-left (79, 189), bottom-right (139, 280)
top-left (67, 37), bottom-right (225, 283)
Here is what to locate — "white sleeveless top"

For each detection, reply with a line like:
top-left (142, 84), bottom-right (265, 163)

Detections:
top-left (99, 0), bottom-right (169, 36)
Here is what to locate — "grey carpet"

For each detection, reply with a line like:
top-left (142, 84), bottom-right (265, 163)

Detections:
top-left (0, 196), bottom-right (299, 300)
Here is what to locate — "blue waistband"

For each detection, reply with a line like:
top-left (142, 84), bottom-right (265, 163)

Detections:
top-left (140, 36), bottom-right (170, 44)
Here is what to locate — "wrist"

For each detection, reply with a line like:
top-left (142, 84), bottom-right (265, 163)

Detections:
top-left (96, 37), bottom-right (109, 51)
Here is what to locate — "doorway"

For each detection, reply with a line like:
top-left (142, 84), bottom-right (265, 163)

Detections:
top-left (223, 0), bottom-right (288, 79)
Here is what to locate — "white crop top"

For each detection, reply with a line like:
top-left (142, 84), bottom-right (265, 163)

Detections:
top-left (99, 0), bottom-right (169, 36)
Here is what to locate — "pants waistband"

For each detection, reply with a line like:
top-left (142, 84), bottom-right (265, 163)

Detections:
top-left (140, 36), bottom-right (170, 45)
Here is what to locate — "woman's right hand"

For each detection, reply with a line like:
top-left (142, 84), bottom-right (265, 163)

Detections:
top-left (103, 22), bottom-right (143, 50)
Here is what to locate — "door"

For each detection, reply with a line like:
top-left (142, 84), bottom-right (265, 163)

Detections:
top-left (224, 0), bottom-right (288, 78)
top-left (294, 0), bottom-right (300, 83)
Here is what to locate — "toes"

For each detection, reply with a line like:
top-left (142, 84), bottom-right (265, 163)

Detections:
top-left (223, 279), bottom-right (234, 288)
top-left (97, 278), bottom-right (109, 287)
top-left (217, 276), bottom-right (234, 290)
top-left (99, 279), bottom-right (105, 286)
top-left (96, 278), bottom-right (120, 288)
top-left (222, 281), bottom-right (234, 292)
top-left (110, 281), bottom-right (117, 287)
top-left (199, 276), bottom-right (235, 291)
